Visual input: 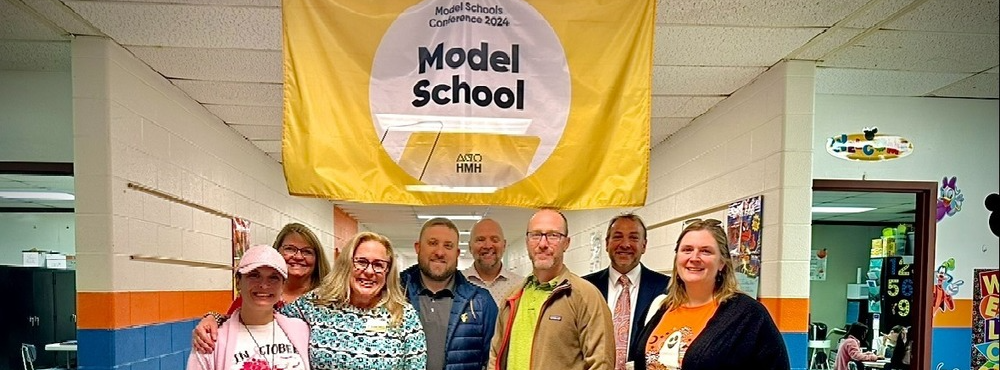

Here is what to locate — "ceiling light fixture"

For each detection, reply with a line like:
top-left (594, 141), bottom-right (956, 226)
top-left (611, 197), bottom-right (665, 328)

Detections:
top-left (811, 206), bottom-right (876, 214)
top-left (0, 191), bottom-right (75, 201)
top-left (459, 231), bottom-right (470, 235)
top-left (416, 214), bottom-right (483, 221)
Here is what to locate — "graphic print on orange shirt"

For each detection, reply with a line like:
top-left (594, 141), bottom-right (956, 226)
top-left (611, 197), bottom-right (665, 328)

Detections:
top-left (644, 301), bottom-right (718, 370)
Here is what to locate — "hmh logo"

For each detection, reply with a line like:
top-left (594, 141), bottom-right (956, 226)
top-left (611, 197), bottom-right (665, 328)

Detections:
top-left (456, 153), bottom-right (482, 173)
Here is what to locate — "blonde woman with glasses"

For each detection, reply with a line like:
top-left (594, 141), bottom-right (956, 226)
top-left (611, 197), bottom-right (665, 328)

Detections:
top-left (197, 231), bottom-right (427, 370)
top-left (627, 219), bottom-right (789, 370)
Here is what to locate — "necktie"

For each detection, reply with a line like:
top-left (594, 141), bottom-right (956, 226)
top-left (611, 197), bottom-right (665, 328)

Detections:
top-left (613, 275), bottom-right (632, 370)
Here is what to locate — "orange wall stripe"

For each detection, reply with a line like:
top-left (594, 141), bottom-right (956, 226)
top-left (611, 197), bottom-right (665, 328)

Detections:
top-left (759, 297), bottom-right (809, 332)
top-left (932, 298), bottom-right (972, 328)
top-left (78, 290), bottom-right (232, 330)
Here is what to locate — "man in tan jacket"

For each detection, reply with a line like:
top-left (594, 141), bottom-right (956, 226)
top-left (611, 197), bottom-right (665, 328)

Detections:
top-left (489, 208), bottom-right (615, 370)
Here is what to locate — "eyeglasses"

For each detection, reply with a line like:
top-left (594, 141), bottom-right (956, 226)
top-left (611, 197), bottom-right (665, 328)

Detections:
top-left (682, 218), bottom-right (723, 228)
top-left (279, 245), bottom-right (316, 258)
top-left (526, 231), bottom-right (567, 243)
top-left (353, 258), bottom-right (391, 274)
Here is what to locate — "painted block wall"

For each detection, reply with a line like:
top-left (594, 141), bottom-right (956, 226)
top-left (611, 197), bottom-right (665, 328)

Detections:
top-left (71, 36), bottom-right (336, 370)
top-left (508, 60), bottom-right (818, 369)
top-left (813, 94), bottom-right (1000, 369)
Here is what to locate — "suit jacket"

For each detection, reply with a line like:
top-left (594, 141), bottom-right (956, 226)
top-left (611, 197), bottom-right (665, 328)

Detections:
top-left (582, 264), bottom-right (669, 353)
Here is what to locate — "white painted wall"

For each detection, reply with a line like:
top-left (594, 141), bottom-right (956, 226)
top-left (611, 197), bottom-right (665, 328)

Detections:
top-left (0, 70), bottom-right (73, 162)
top-left (508, 60), bottom-right (817, 301)
top-left (71, 37), bottom-right (336, 293)
top-left (0, 213), bottom-right (75, 266)
top-left (813, 94), bottom-right (1000, 299)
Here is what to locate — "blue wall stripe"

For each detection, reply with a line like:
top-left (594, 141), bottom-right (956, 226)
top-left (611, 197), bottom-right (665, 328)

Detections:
top-left (78, 319), bottom-right (197, 370)
top-left (931, 327), bottom-right (972, 369)
top-left (783, 332), bottom-right (808, 370)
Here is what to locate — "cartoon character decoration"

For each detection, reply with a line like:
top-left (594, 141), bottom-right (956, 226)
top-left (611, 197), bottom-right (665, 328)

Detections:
top-left (932, 258), bottom-right (964, 316)
top-left (936, 177), bottom-right (965, 222)
top-left (986, 193), bottom-right (999, 237)
top-left (863, 126), bottom-right (878, 140)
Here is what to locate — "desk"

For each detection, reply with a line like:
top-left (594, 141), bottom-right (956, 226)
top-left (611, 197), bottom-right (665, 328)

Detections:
top-left (45, 341), bottom-right (77, 369)
top-left (861, 359), bottom-right (889, 369)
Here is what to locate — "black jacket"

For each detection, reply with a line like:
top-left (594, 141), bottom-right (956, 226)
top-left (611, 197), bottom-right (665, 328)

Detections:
top-left (582, 264), bottom-right (670, 352)
top-left (628, 293), bottom-right (790, 370)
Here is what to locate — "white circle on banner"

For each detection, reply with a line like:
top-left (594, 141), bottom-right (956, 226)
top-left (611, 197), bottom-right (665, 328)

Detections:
top-left (370, 0), bottom-right (570, 190)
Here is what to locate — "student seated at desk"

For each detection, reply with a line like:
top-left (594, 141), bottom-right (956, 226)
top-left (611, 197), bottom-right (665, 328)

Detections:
top-left (835, 322), bottom-right (880, 370)
top-left (886, 327), bottom-right (913, 370)
top-left (872, 325), bottom-right (903, 359)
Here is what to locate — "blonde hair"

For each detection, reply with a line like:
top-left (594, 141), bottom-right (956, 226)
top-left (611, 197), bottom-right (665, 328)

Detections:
top-left (662, 219), bottom-right (741, 311)
top-left (272, 223), bottom-right (331, 289)
top-left (310, 231), bottom-right (408, 325)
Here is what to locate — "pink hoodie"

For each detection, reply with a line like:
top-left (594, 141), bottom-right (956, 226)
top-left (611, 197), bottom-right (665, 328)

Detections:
top-left (186, 310), bottom-right (310, 370)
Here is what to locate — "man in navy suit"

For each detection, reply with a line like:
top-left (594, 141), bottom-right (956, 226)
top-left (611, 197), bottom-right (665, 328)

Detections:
top-left (582, 213), bottom-right (670, 370)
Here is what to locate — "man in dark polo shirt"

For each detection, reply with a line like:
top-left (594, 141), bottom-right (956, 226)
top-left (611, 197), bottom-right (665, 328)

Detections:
top-left (401, 217), bottom-right (499, 370)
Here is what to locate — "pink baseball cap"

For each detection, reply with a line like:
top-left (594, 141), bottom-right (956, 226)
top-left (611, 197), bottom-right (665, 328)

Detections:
top-left (237, 244), bottom-right (288, 279)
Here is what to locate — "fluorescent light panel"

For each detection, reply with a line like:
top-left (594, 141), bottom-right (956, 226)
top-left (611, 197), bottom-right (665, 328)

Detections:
top-left (0, 191), bottom-right (75, 201)
top-left (416, 214), bottom-right (482, 221)
top-left (811, 206), bottom-right (876, 214)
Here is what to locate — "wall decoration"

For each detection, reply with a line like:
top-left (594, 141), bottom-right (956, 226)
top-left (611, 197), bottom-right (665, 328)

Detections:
top-left (810, 249), bottom-right (828, 281)
top-left (232, 217), bottom-right (251, 298)
top-left (971, 269), bottom-right (999, 370)
top-left (726, 195), bottom-right (762, 298)
top-left (987, 193), bottom-right (999, 237)
top-left (825, 126), bottom-right (914, 161)
top-left (882, 256), bottom-right (914, 332)
top-left (936, 176), bottom-right (965, 222)
top-left (590, 231), bottom-right (602, 273)
top-left (932, 258), bottom-right (965, 316)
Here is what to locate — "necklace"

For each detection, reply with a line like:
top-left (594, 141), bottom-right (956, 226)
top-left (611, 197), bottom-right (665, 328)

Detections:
top-left (241, 315), bottom-right (276, 369)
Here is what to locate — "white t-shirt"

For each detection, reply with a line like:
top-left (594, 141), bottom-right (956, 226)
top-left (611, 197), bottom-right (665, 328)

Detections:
top-left (230, 322), bottom-right (306, 370)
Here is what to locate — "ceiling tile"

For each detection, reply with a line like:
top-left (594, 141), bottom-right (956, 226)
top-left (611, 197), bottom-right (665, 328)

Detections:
top-left (929, 72), bottom-right (1000, 99)
top-left (652, 96), bottom-right (726, 117)
top-left (21, 0), bottom-right (103, 36)
top-left (0, 40), bottom-right (70, 72)
top-left (0, 0), bottom-right (67, 40)
top-left (793, 27), bottom-right (866, 61)
top-left (204, 104), bottom-right (282, 126)
top-left (229, 124), bottom-right (282, 141)
top-left (653, 65), bottom-right (765, 95)
top-left (823, 30), bottom-right (999, 73)
top-left (251, 140), bottom-right (281, 153)
top-left (840, 0), bottom-right (914, 29)
top-left (651, 117), bottom-right (693, 146)
top-left (64, 1), bottom-right (280, 49)
top-left (655, 25), bottom-right (823, 66)
top-left (128, 46), bottom-right (282, 83)
top-left (816, 68), bottom-right (972, 96)
top-left (884, 0), bottom-right (999, 34)
top-left (171, 79), bottom-right (281, 106)
top-left (658, 0), bottom-right (870, 26)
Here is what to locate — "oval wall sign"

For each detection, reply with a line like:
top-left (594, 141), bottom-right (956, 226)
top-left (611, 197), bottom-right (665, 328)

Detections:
top-left (826, 129), bottom-right (914, 161)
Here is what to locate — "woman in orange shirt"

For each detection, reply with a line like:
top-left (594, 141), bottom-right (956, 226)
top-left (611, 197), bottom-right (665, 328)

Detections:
top-left (628, 219), bottom-right (789, 370)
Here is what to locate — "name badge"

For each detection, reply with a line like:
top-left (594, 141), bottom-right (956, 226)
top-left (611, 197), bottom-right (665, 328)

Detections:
top-left (366, 317), bottom-right (388, 333)
top-left (548, 315), bottom-right (562, 321)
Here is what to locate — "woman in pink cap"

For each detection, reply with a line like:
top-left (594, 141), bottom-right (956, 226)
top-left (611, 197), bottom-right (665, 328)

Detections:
top-left (188, 245), bottom-right (311, 370)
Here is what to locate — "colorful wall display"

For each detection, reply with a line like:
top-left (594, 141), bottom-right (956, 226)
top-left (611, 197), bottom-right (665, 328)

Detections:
top-left (937, 176), bottom-right (965, 222)
top-left (726, 195), bottom-right (762, 298)
top-left (281, 0), bottom-right (655, 208)
top-left (232, 217), bottom-right (250, 298)
top-left (825, 126), bottom-right (914, 161)
top-left (933, 258), bottom-right (965, 316)
top-left (810, 249), bottom-right (828, 281)
top-left (972, 269), bottom-right (999, 370)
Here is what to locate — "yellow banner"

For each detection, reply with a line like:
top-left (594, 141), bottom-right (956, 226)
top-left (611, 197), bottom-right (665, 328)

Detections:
top-left (282, 0), bottom-right (653, 209)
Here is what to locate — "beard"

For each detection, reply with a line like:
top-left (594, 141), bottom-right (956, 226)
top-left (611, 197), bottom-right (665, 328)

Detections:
top-left (419, 260), bottom-right (457, 282)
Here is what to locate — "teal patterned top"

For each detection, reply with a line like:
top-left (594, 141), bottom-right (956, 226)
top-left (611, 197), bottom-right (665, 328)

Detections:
top-left (280, 292), bottom-right (427, 370)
